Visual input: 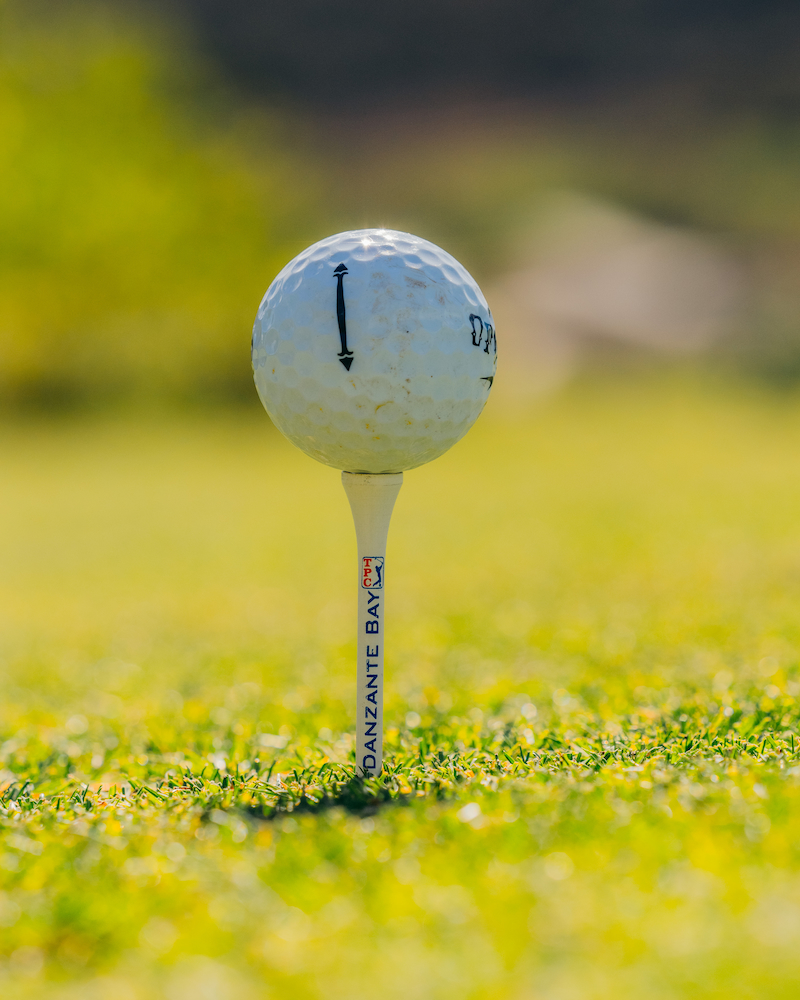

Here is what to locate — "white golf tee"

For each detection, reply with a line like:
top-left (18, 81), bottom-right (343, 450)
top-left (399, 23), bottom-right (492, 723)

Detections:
top-left (342, 471), bottom-right (403, 777)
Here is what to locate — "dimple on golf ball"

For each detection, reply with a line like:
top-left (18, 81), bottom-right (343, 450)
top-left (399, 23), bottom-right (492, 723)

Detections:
top-left (252, 228), bottom-right (497, 473)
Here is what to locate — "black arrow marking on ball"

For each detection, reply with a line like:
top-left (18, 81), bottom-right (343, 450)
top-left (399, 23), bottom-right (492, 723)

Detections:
top-left (481, 376), bottom-right (494, 386)
top-left (333, 263), bottom-right (354, 371)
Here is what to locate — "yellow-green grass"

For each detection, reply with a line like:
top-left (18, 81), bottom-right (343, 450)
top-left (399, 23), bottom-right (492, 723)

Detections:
top-left (3, 373), bottom-right (800, 998)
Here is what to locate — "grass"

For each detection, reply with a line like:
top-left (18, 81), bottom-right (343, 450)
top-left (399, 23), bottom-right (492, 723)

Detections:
top-left (4, 373), bottom-right (800, 998)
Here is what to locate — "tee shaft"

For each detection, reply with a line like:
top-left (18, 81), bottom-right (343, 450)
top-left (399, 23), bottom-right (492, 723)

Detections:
top-left (341, 472), bottom-right (403, 776)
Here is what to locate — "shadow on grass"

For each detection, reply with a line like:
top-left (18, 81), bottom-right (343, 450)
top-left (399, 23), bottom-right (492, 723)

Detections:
top-left (238, 768), bottom-right (403, 820)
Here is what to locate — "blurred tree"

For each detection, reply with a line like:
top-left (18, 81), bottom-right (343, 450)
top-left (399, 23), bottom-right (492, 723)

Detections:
top-left (0, 0), bottom-right (319, 409)
top-left (168, 0), bottom-right (800, 113)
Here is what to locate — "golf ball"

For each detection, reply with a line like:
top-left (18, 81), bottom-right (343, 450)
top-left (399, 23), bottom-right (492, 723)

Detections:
top-left (252, 228), bottom-right (497, 474)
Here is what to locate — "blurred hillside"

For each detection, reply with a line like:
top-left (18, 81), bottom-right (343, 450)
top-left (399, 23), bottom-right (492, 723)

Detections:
top-left (1, 0), bottom-right (799, 410)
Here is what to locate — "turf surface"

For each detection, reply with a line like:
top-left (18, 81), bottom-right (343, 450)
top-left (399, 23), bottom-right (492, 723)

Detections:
top-left (3, 374), bottom-right (800, 998)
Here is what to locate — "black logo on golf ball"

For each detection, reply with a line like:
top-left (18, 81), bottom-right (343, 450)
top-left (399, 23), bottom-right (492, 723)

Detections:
top-left (469, 314), bottom-right (496, 355)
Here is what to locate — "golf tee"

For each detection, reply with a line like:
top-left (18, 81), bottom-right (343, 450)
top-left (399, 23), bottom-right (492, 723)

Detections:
top-left (341, 471), bottom-right (403, 777)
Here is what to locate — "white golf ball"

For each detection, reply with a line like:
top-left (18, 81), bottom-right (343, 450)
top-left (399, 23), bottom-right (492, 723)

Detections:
top-left (252, 228), bottom-right (497, 473)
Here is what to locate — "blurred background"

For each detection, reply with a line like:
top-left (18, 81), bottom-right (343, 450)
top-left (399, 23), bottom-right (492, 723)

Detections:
top-left (2, 0), bottom-right (799, 411)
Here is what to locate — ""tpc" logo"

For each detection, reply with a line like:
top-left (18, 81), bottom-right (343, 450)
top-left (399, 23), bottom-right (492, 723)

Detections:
top-left (361, 557), bottom-right (384, 589)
